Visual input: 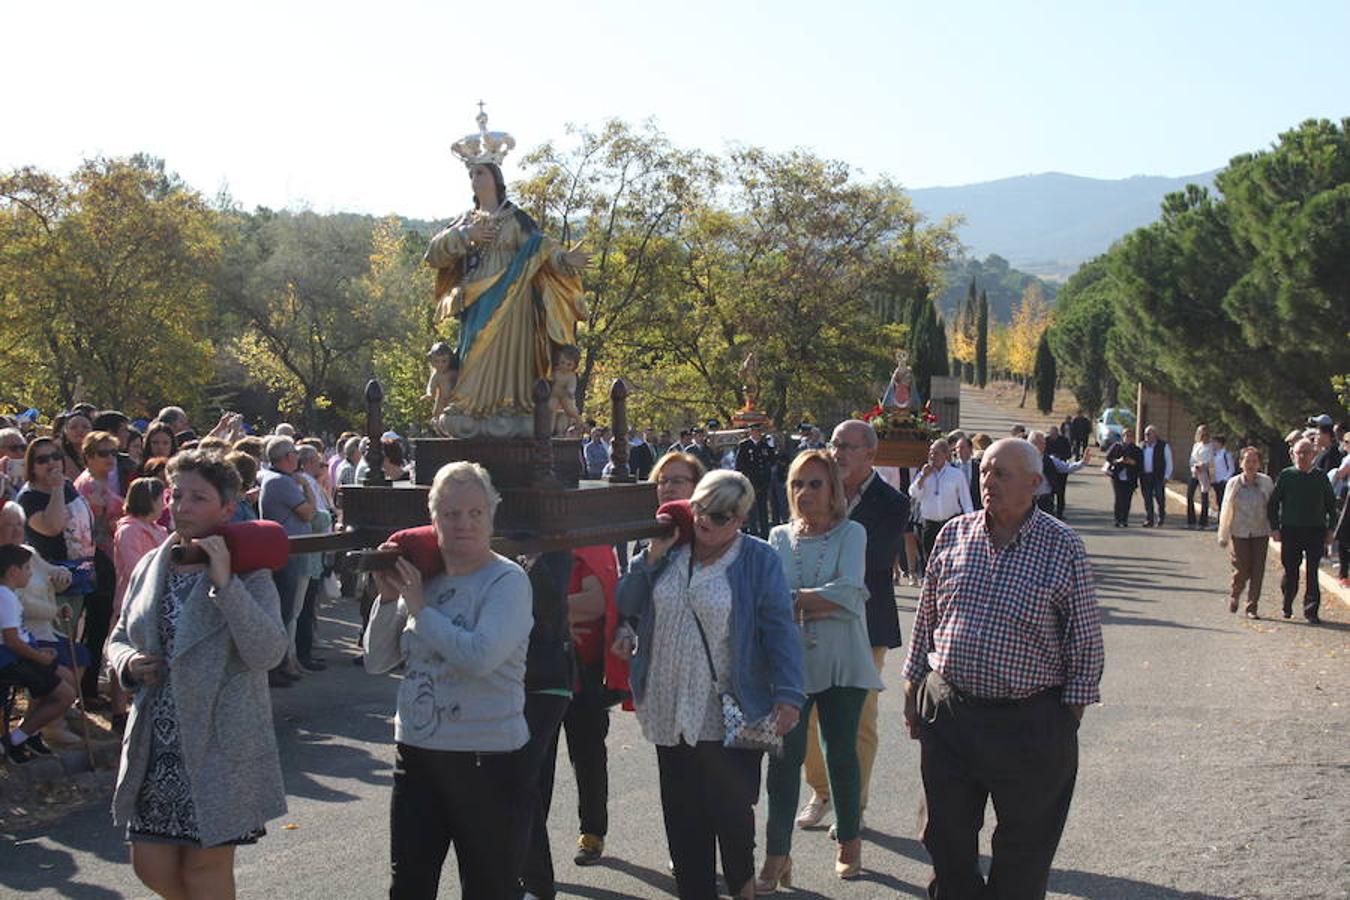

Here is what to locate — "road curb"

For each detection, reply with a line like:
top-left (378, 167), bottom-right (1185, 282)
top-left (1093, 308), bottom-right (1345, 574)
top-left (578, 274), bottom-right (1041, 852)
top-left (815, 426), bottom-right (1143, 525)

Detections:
top-left (1162, 484), bottom-right (1348, 611)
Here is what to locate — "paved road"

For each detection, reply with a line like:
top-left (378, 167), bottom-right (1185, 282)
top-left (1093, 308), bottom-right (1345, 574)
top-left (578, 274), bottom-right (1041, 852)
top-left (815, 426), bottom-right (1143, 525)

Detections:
top-left (5, 389), bottom-right (1347, 898)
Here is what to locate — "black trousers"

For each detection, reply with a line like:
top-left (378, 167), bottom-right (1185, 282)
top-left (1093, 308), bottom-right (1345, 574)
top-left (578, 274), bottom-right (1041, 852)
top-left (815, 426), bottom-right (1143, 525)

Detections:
top-left (563, 666), bottom-right (611, 838)
top-left (1071, 436), bottom-right (1088, 460)
top-left (1111, 479), bottom-right (1135, 525)
top-left (389, 743), bottom-right (529, 900)
top-left (657, 741), bottom-right (763, 900)
top-left (1279, 525), bottom-right (1325, 619)
top-left (296, 576), bottom-right (320, 663)
top-left (922, 517), bottom-right (955, 561)
top-left (917, 673), bottom-right (1079, 900)
top-left (80, 550), bottom-right (116, 697)
top-left (1186, 477), bottom-right (1210, 527)
top-left (1052, 478), bottom-right (1067, 519)
top-left (747, 482), bottom-right (771, 538)
top-left (518, 692), bottom-right (572, 899)
top-left (1139, 473), bottom-right (1166, 524)
top-left (1035, 494), bottom-right (1055, 516)
top-left (1213, 478), bottom-right (1229, 516)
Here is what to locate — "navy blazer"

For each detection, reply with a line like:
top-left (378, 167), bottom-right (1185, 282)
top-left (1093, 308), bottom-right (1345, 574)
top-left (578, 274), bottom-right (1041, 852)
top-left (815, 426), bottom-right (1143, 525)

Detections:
top-left (851, 473), bottom-right (909, 649)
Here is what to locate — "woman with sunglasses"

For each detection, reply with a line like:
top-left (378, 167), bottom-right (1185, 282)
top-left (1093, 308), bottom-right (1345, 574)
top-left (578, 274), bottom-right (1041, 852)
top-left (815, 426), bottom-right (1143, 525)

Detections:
top-left (17, 438), bottom-right (98, 674)
top-left (615, 470), bottom-right (804, 900)
top-left (757, 450), bottom-right (877, 889)
top-left (73, 431), bottom-right (125, 705)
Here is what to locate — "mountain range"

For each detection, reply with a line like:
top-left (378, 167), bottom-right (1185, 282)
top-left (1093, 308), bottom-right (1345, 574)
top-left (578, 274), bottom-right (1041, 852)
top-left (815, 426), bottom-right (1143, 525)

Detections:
top-left (909, 170), bottom-right (1218, 279)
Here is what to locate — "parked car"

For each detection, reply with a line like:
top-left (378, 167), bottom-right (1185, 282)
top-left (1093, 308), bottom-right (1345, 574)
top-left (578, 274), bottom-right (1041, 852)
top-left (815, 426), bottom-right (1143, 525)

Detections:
top-left (1095, 407), bottom-right (1136, 449)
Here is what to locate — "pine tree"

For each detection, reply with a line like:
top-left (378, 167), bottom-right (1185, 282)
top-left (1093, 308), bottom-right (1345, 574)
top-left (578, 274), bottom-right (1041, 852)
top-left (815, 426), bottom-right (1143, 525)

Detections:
top-left (975, 288), bottom-right (989, 388)
top-left (1034, 330), bottom-right (1057, 414)
top-left (908, 296), bottom-right (948, 403)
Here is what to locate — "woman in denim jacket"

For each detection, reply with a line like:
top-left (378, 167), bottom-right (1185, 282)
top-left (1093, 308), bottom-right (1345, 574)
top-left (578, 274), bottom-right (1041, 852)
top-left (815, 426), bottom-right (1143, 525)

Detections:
top-left (613, 470), bottom-right (804, 900)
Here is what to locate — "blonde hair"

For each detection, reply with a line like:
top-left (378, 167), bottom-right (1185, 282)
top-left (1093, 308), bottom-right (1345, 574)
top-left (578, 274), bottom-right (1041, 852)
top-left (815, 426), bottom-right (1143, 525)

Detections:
top-left (428, 461), bottom-right (501, 518)
top-left (690, 470), bottom-right (755, 519)
top-left (786, 450), bottom-right (847, 523)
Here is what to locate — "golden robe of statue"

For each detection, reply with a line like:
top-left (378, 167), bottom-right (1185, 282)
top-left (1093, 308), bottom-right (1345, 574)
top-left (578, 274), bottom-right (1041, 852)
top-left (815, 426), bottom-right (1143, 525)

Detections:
top-left (426, 197), bottom-right (588, 425)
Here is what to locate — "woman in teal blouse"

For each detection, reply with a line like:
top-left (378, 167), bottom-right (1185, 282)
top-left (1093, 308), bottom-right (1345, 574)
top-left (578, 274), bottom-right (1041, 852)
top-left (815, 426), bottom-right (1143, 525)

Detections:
top-left (759, 450), bottom-right (881, 889)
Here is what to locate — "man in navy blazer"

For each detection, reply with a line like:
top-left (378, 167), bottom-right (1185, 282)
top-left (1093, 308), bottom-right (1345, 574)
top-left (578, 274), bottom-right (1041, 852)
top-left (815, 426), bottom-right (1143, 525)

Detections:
top-left (797, 418), bottom-right (909, 830)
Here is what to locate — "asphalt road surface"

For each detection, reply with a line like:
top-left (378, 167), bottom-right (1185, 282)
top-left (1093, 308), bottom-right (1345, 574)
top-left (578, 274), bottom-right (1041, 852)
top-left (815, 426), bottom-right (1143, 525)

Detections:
top-left (5, 391), bottom-right (1347, 898)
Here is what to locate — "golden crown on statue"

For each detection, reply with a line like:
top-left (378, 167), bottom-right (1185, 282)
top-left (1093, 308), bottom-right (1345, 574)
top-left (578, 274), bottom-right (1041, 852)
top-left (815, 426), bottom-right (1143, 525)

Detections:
top-left (451, 101), bottom-right (516, 167)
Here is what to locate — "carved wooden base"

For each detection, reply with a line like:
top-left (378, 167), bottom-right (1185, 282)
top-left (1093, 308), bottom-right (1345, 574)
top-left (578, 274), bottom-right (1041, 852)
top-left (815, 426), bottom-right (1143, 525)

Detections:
top-left (415, 437), bottom-right (582, 488)
top-left (337, 479), bottom-right (664, 556)
top-left (873, 438), bottom-right (930, 468)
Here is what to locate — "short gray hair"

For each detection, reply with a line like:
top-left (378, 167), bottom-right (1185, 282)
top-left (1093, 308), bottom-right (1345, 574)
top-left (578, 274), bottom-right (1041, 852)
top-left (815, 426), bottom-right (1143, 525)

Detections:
top-left (1027, 430), bottom-right (1046, 444)
top-left (987, 437), bottom-right (1041, 475)
top-left (296, 444), bottom-right (322, 467)
top-left (0, 427), bottom-right (23, 447)
top-left (342, 436), bottom-right (363, 459)
top-left (428, 461), bottom-right (501, 518)
top-left (691, 470), bottom-right (755, 518)
top-left (833, 419), bottom-right (878, 450)
top-left (156, 406), bottom-right (187, 427)
top-left (265, 435), bottom-right (297, 464)
top-left (274, 423), bottom-right (297, 437)
top-left (1, 500), bottom-right (25, 525)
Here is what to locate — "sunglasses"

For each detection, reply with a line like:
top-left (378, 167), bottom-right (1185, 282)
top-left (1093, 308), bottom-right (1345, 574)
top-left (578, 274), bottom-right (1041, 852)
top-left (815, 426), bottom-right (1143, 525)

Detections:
top-left (33, 452), bottom-right (63, 465)
top-left (91, 448), bottom-right (119, 459)
top-left (790, 478), bottom-right (826, 490)
top-left (691, 503), bottom-right (735, 527)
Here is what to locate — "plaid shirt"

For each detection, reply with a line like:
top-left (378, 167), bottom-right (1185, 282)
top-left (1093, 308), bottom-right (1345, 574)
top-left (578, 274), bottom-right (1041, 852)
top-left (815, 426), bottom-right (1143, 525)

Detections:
top-left (903, 508), bottom-right (1104, 706)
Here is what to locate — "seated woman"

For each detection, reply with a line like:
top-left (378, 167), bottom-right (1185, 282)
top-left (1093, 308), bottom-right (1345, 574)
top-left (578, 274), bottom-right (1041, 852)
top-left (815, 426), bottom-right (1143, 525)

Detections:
top-left (614, 471), bottom-right (804, 900)
top-left (363, 461), bottom-right (534, 899)
top-left (107, 449), bottom-right (288, 899)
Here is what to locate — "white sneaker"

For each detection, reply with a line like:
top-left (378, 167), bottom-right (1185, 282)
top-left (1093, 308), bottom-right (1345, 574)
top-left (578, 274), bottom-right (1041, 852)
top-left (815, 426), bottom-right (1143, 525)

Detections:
top-left (795, 794), bottom-right (831, 829)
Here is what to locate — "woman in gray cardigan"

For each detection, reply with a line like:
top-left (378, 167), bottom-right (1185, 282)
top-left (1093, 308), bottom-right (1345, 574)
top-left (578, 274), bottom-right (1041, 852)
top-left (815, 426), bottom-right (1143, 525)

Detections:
top-left (108, 449), bottom-right (288, 899)
top-left (364, 461), bottom-right (534, 899)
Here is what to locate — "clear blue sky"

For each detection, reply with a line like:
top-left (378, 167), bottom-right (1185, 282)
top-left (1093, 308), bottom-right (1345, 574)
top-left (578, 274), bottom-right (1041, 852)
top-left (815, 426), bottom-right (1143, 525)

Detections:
top-left (5, 0), bottom-right (1346, 219)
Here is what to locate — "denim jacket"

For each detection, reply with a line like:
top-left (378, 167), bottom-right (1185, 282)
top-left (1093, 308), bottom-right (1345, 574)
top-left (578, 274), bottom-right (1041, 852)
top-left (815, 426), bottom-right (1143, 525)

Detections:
top-left (617, 535), bottom-right (805, 722)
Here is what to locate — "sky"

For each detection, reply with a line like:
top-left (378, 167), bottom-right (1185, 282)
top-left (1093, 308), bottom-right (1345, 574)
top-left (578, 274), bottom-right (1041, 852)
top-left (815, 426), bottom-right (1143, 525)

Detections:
top-left (5, 0), bottom-right (1347, 220)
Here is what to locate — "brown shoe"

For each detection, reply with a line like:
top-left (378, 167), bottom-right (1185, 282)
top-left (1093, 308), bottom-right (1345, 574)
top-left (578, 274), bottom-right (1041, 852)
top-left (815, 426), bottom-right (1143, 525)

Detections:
top-left (835, 838), bottom-right (862, 879)
top-left (1228, 595), bottom-right (1239, 613)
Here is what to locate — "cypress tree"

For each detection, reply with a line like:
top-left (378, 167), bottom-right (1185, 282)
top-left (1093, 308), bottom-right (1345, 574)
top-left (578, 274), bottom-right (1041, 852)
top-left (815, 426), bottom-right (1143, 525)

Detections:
top-left (975, 288), bottom-right (989, 388)
top-left (1034, 330), bottom-right (1057, 414)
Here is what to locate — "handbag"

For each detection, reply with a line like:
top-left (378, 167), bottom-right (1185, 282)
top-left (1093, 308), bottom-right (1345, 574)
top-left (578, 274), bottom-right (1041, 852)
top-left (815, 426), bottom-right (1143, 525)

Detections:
top-left (681, 554), bottom-right (783, 757)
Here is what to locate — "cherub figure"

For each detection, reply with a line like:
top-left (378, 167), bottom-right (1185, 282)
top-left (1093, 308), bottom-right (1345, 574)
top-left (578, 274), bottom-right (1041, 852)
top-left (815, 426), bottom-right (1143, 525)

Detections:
top-left (425, 342), bottom-right (460, 428)
top-left (549, 344), bottom-right (582, 435)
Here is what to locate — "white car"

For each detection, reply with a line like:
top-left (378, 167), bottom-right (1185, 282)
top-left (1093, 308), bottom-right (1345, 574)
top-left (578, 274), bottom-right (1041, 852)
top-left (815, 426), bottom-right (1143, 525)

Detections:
top-left (1095, 407), bottom-right (1136, 449)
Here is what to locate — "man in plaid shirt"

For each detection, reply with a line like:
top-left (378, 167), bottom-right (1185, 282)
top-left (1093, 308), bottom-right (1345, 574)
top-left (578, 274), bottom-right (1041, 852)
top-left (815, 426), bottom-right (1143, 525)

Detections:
top-left (903, 437), bottom-right (1104, 900)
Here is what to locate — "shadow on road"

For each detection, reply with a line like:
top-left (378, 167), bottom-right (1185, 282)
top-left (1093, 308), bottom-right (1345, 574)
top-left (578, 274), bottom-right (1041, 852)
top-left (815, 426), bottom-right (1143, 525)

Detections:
top-left (3, 805), bottom-right (127, 897)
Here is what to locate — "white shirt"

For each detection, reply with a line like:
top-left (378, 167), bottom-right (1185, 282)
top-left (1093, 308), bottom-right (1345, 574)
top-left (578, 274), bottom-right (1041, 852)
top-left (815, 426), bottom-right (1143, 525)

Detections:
top-left (1212, 447), bottom-right (1235, 483)
top-left (1141, 440), bottom-right (1173, 479)
top-left (909, 462), bottom-right (974, 522)
top-left (0, 584), bottom-right (33, 645)
top-left (1035, 455), bottom-right (1087, 496)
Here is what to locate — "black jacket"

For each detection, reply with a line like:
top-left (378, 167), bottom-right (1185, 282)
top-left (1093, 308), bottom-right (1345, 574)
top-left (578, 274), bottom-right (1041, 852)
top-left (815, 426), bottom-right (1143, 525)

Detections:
top-left (735, 437), bottom-right (775, 485)
top-left (1106, 442), bottom-right (1144, 487)
top-left (523, 550), bottom-right (576, 694)
top-left (851, 474), bottom-right (909, 649)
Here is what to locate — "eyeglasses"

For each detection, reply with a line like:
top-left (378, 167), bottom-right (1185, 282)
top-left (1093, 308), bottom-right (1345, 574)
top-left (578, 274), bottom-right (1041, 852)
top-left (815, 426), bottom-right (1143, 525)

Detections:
top-left (656, 476), bottom-right (693, 487)
top-left (789, 478), bottom-right (825, 490)
top-left (91, 448), bottom-right (119, 459)
top-left (691, 502), bottom-right (735, 527)
top-left (32, 452), bottom-right (63, 465)
top-left (828, 440), bottom-right (862, 453)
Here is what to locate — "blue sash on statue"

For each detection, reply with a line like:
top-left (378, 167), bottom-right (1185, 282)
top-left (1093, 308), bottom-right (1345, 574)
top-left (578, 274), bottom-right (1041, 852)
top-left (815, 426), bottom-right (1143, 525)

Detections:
top-left (456, 232), bottom-right (544, 363)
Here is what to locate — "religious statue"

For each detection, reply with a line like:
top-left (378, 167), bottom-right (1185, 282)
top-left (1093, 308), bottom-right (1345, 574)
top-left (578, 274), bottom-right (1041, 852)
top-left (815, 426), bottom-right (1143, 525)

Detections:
top-left (739, 351), bottom-right (760, 411)
top-left (548, 344), bottom-right (582, 435)
top-left (881, 348), bottom-right (919, 410)
top-left (425, 104), bottom-right (590, 438)
top-left (423, 341), bottom-right (459, 435)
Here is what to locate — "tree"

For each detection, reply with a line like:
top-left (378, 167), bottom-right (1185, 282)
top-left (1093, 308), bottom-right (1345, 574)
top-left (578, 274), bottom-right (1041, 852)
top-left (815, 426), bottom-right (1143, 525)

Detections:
top-left (975, 288), bottom-right (990, 387)
top-left (908, 294), bottom-right (947, 403)
top-left (1034, 330), bottom-right (1057, 414)
top-left (1047, 257), bottom-right (1116, 415)
top-left (216, 210), bottom-right (380, 431)
top-left (0, 157), bottom-right (220, 413)
top-left (1008, 281), bottom-right (1052, 406)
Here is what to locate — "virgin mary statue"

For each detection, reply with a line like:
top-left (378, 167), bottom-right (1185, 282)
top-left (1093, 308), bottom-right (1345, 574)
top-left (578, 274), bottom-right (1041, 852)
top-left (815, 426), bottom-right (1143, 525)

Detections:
top-left (425, 105), bottom-right (590, 437)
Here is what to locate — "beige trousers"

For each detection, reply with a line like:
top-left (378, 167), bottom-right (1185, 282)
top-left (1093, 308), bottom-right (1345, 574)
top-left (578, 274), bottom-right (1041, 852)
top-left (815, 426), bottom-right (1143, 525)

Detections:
top-left (804, 646), bottom-right (887, 809)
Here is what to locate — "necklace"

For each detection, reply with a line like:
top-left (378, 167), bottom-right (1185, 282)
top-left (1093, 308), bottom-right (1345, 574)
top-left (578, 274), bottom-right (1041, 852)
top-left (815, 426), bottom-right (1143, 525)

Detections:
top-left (790, 521), bottom-right (836, 648)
